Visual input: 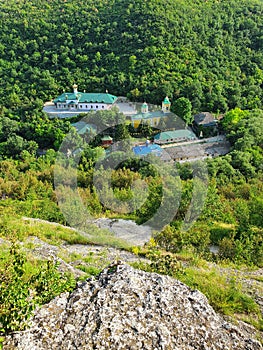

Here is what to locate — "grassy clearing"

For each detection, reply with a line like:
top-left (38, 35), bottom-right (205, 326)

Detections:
top-left (248, 275), bottom-right (263, 283)
top-left (58, 249), bottom-right (113, 280)
top-left (178, 267), bottom-right (260, 316)
top-left (0, 210), bottom-right (131, 250)
top-left (0, 215), bottom-right (89, 245)
top-left (131, 247), bottom-right (263, 333)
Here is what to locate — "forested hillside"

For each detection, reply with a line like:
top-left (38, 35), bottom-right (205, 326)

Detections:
top-left (0, 0), bottom-right (262, 267)
top-left (0, 0), bottom-right (262, 115)
top-left (0, 0), bottom-right (263, 343)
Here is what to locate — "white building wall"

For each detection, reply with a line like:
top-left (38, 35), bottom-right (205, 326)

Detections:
top-left (78, 103), bottom-right (110, 110)
top-left (56, 102), bottom-right (113, 110)
top-left (56, 103), bottom-right (68, 109)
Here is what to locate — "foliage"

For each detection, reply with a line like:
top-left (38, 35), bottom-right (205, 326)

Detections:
top-left (172, 97), bottom-right (193, 126)
top-left (179, 268), bottom-right (260, 317)
top-left (0, 244), bottom-right (76, 334)
top-left (155, 109), bottom-right (263, 266)
top-left (0, 0), bottom-right (262, 119)
top-left (221, 108), bottom-right (249, 131)
top-left (1, 113), bottom-right (262, 265)
top-left (154, 222), bottom-right (211, 254)
top-left (0, 114), bottom-right (72, 158)
top-left (0, 0), bottom-right (262, 337)
top-left (132, 247), bottom-right (262, 331)
top-left (79, 108), bottom-right (128, 145)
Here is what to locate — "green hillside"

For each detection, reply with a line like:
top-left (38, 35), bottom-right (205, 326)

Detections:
top-left (0, 1), bottom-right (263, 343)
top-left (0, 0), bottom-right (262, 114)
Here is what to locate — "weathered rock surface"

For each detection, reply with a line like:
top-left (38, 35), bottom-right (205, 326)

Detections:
top-left (4, 263), bottom-right (262, 350)
top-left (91, 218), bottom-right (152, 246)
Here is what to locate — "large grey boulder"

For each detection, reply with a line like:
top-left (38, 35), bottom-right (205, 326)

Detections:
top-left (4, 263), bottom-right (262, 350)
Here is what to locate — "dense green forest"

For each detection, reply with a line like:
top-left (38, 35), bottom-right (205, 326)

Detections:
top-left (0, 0), bottom-right (262, 115)
top-left (0, 0), bottom-right (262, 269)
top-left (0, 0), bottom-right (262, 341)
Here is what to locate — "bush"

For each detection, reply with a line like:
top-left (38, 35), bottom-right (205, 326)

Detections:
top-left (0, 244), bottom-right (76, 334)
top-left (154, 223), bottom-right (211, 254)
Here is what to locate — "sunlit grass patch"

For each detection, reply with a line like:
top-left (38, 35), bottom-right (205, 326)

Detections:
top-left (132, 248), bottom-right (262, 332)
top-left (0, 208), bottom-right (132, 250)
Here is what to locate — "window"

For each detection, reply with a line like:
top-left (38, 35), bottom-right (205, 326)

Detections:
top-left (96, 105), bottom-right (98, 109)
top-left (102, 105), bottom-right (104, 109)
top-left (91, 105), bottom-right (93, 109)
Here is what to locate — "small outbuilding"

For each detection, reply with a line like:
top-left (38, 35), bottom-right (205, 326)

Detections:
top-left (193, 112), bottom-right (219, 137)
top-left (101, 135), bottom-right (113, 148)
top-left (154, 130), bottom-right (197, 145)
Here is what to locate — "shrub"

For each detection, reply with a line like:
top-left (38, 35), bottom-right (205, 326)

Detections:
top-left (0, 244), bottom-right (76, 334)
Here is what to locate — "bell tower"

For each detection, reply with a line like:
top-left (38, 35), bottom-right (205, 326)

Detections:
top-left (141, 102), bottom-right (148, 114)
top-left (162, 96), bottom-right (171, 113)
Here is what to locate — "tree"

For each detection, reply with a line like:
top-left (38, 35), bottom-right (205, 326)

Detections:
top-left (114, 123), bottom-right (130, 141)
top-left (0, 135), bottom-right (37, 158)
top-left (137, 121), bottom-right (153, 137)
top-left (0, 117), bottom-right (19, 142)
top-left (221, 108), bottom-right (248, 131)
top-left (230, 150), bottom-right (255, 178)
top-left (172, 97), bottom-right (193, 126)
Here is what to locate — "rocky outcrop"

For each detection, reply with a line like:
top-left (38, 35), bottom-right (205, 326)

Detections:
top-left (90, 218), bottom-right (152, 246)
top-left (4, 263), bottom-right (262, 350)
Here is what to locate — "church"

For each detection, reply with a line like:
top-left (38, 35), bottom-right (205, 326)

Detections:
top-left (53, 84), bottom-right (117, 111)
top-left (130, 96), bottom-right (172, 128)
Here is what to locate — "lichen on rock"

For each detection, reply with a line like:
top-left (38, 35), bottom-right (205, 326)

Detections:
top-left (4, 263), bottom-right (262, 350)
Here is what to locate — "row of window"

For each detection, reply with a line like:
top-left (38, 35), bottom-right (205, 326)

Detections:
top-left (79, 105), bottom-right (105, 109)
top-left (56, 104), bottom-right (105, 109)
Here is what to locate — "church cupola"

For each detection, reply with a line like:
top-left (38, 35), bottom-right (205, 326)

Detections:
top-left (162, 96), bottom-right (171, 113)
top-left (141, 102), bottom-right (148, 114)
top-left (73, 84), bottom-right (78, 94)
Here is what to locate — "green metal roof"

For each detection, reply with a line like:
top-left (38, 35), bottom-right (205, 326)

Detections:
top-left (72, 121), bottom-right (96, 135)
top-left (163, 96), bottom-right (170, 104)
top-left (131, 110), bottom-right (166, 120)
top-left (54, 92), bottom-right (117, 104)
top-left (154, 130), bottom-right (196, 141)
top-left (101, 135), bottom-right (113, 141)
